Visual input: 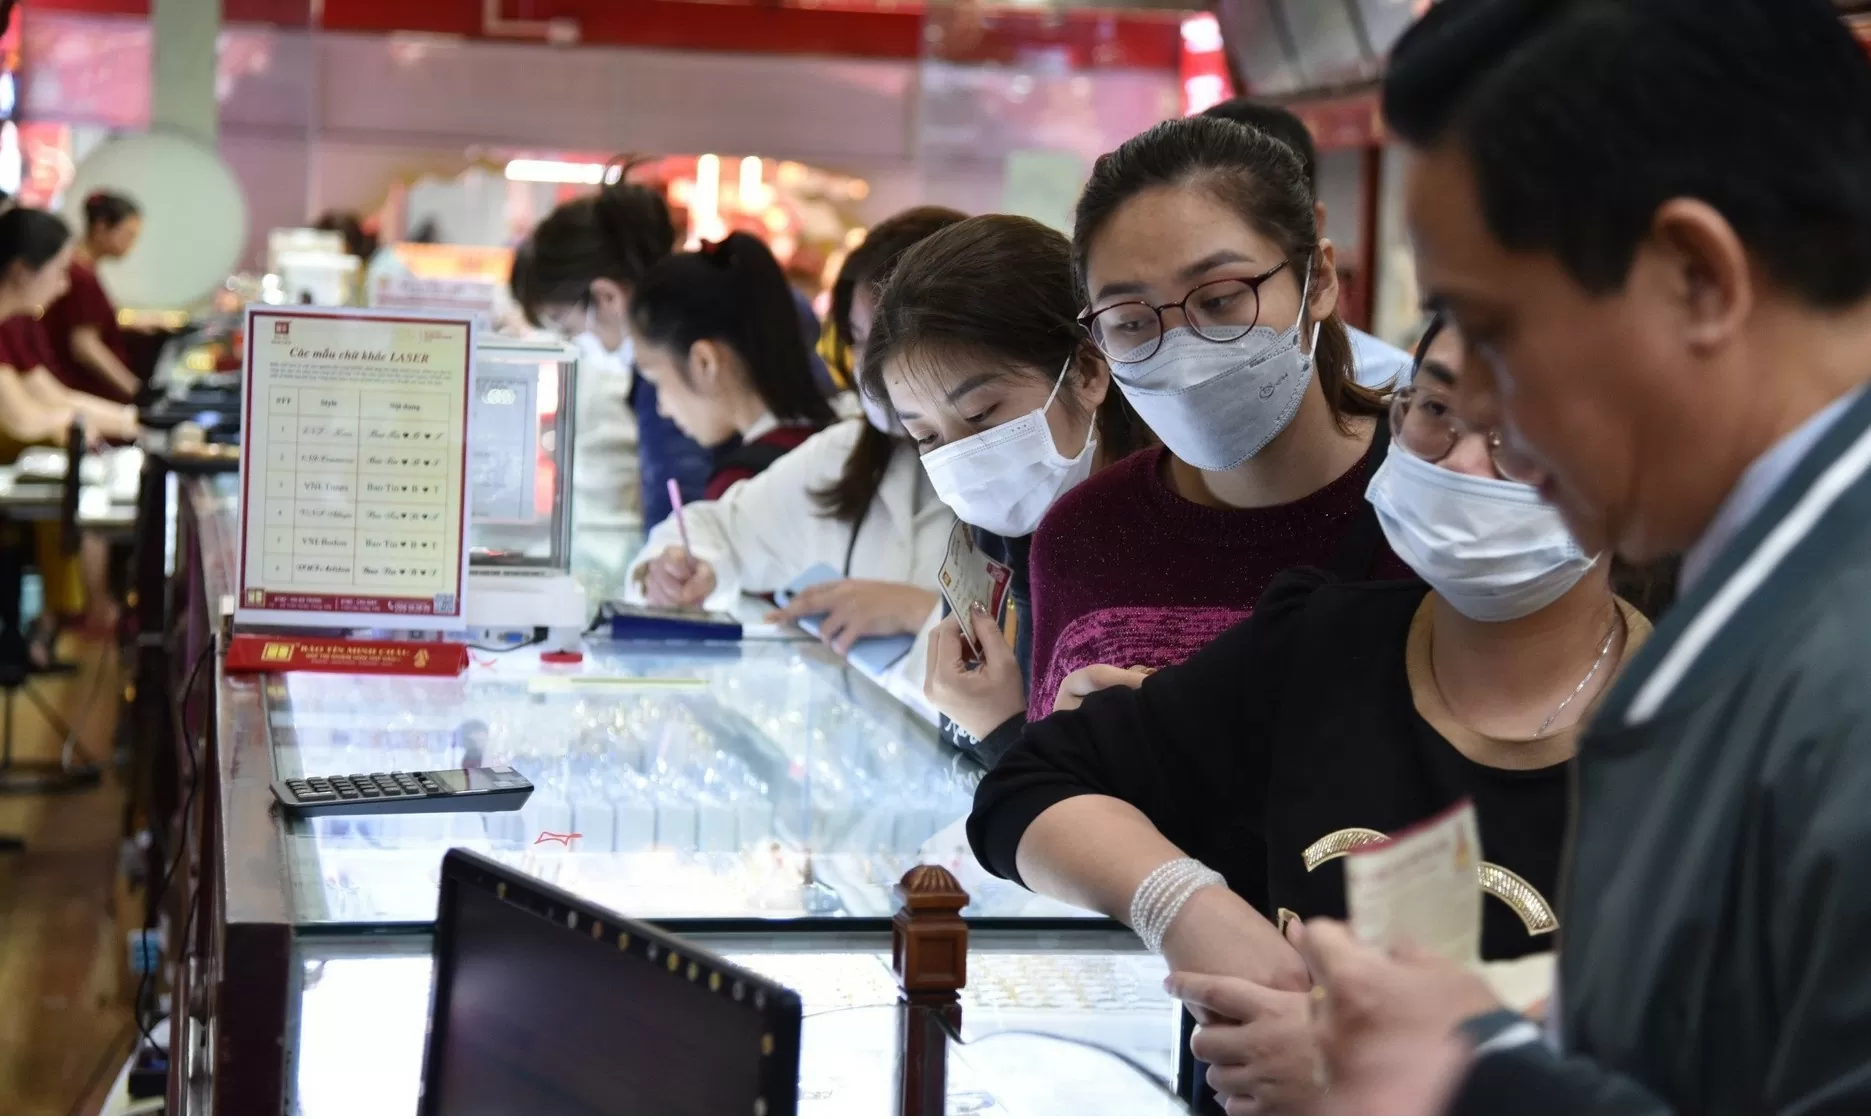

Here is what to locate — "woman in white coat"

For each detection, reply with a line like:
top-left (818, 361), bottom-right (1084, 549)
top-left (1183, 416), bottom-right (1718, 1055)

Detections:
top-left (629, 207), bottom-right (967, 655)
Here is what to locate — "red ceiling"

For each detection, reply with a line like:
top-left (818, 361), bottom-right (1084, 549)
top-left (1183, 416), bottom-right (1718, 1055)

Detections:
top-left (28, 0), bottom-right (1184, 69)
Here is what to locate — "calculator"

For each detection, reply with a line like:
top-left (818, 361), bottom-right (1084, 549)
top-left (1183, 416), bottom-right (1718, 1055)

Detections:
top-left (271, 766), bottom-right (535, 817)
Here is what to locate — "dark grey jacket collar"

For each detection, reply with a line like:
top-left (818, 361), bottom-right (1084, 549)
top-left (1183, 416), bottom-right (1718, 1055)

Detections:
top-left (1599, 386), bottom-right (1871, 727)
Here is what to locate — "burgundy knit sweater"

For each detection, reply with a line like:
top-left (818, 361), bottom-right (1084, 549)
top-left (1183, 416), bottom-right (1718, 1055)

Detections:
top-left (1026, 442), bottom-right (1411, 719)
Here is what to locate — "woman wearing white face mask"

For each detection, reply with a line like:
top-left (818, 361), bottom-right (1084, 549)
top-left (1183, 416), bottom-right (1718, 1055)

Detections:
top-left (1018, 115), bottom-right (1417, 734)
top-left (858, 215), bottom-right (1154, 759)
top-left (967, 316), bottom-right (1653, 1113)
top-left (622, 208), bottom-right (965, 655)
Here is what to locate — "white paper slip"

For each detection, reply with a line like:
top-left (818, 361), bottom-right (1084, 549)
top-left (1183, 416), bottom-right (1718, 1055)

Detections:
top-left (1343, 799), bottom-right (1483, 967)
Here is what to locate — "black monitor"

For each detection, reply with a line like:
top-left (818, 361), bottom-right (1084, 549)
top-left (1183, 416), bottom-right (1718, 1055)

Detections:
top-left (420, 848), bottom-right (803, 1116)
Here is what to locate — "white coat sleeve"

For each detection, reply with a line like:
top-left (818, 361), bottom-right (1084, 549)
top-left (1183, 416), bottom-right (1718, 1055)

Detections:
top-left (620, 422), bottom-right (864, 610)
top-left (621, 499), bottom-right (743, 610)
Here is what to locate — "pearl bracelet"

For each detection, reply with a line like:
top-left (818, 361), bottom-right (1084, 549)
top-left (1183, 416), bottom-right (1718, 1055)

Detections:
top-left (1129, 858), bottom-right (1225, 955)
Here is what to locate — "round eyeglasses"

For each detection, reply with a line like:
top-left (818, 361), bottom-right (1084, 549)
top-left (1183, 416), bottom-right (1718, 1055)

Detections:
top-left (1077, 261), bottom-right (1290, 365)
top-left (1390, 383), bottom-right (1546, 485)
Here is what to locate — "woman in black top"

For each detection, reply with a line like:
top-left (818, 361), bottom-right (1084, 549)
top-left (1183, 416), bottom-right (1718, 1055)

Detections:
top-left (966, 317), bottom-right (1652, 1112)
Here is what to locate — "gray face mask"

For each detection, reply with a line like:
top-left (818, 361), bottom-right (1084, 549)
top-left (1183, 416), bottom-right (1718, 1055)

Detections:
top-left (1110, 274), bottom-right (1318, 472)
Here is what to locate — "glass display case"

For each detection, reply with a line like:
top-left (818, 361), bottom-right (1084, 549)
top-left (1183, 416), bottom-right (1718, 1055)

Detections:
top-left (267, 639), bottom-right (1091, 928)
top-left (290, 934), bottom-right (1183, 1117)
top-left (467, 336), bottom-right (573, 571)
top-left (171, 474), bottom-right (1175, 1115)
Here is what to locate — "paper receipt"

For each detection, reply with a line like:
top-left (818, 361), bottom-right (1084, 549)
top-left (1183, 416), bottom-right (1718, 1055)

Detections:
top-left (1343, 799), bottom-right (1483, 967)
top-left (937, 521), bottom-right (1012, 656)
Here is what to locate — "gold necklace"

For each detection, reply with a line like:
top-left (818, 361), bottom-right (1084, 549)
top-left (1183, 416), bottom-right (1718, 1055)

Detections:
top-left (1536, 608), bottom-right (1623, 737)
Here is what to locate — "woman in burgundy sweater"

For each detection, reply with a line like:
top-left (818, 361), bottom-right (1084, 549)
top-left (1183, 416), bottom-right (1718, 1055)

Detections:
top-left (627, 232), bottom-right (836, 502)
top-left (43, 191), bottom-right (141, 402)
top-left (1024, 116), bottom-right (1411, 724)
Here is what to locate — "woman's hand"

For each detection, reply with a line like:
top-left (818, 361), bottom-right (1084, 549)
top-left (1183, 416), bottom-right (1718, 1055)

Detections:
top-left (1161, 886), bottom-right (1311, 1000)
top-left (1052, 664), bottom-right (1156, 715)
top-left (101, 404), bottom-right (140, 443)
top-left (635, 546), bottom-right (717, 608)
top-left (925, 606), bottom-right (1027, 740)
top-left (1172, 974), bottom-right (1321, 1115)
top-left (766, 580), bottom-right (938, 655)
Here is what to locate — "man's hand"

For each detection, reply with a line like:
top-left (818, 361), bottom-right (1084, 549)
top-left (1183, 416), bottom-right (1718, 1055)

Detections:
top-left (766, 580), bottom-right (938, 655)
top-left (1051, 664), bottom-right (1156, 714)
top-left (1169, 972), bottom-right (1321, 1115)
top-left (635, 546), bottom-right (717, 608)
top-left (925, 606), bottom-right (1026, 740)
top-left (1298, 919), bottom-right (1498, 1114)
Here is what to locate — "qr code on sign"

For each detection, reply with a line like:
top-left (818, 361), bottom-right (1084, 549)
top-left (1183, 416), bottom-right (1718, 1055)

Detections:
top-left (433, 593), bottom-right (457, 614)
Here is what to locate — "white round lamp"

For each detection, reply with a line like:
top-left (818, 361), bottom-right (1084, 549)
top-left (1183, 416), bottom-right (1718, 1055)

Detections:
top-left (64, 131), bottom-right (247, 311)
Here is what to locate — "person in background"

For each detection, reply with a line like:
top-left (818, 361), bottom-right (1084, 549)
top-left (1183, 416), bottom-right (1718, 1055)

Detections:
top-left (627, 232), bottom-right (835, 503)
top-left (311, 209), bottom-right (379, 265)
top-left (42, 190), bottom-right (141, 402)
top-left (509, 230), bottom-right (644, 597)
top-left (1201, 98), bottom-right (1414, 389)
top-left (1302, 0), bottom-right (1871, 1112)
top-left (859, 214), bottom-right (1152, 760)
top-left (1013, 116), bottom-right (1410, 738)
top-left (0, 208), bottom-right (140, 649)
top-left (0, 210), bottom-right (140, 445)
top-left (523, 180), bottom-right (694, 530)
top-left (970, 315), bottom-right (1650, 1113)
top-left (631, 207), bottom-right (965, 656)
top-left (523, 180), bottom-right (834, 529)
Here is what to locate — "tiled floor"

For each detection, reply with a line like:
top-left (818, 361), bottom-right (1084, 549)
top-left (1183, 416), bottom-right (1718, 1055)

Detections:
top-left (0, 640), bottom-right (135, 1115)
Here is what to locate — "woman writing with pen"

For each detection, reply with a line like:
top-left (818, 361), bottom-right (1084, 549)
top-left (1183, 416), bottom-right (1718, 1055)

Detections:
top-left (626, 209), bottom-right (965, 656)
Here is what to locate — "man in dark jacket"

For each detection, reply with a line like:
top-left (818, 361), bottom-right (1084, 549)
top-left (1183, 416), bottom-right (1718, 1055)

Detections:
top-left (1294, 0), bottom-right (1871, 1112)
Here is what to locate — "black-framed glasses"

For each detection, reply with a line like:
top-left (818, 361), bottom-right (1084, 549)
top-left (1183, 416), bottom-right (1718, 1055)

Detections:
top-left (1077, 261), bottom-right (1290, 365)
top-left (1390, 384), bottom-right (1545, 485)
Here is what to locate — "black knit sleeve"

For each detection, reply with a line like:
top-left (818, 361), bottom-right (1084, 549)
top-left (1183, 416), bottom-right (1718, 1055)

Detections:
top-left (966, 567), bottom-right (1332, 889)
top-left (968, 713), bottom-right (1028, 769)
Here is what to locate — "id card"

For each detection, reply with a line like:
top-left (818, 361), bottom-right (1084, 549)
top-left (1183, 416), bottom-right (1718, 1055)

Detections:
top-left (1343, 799), bottom-right (1483, 967)
top-left (937, 521), bottom-right (1012, 657)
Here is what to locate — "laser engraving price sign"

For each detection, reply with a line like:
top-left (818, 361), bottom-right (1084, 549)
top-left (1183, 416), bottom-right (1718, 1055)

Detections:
top-left (237, 306), bottom-right (476, 629)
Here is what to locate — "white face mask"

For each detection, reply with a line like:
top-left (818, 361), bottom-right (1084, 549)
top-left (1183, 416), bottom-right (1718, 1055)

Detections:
top-left (859, 390), bottom-right (903, 437)
top-left (1366, 446), bottom-right (1598, 622)
top-left (1110, 269), bottom-right (1318, 471)
top-left (919, 358), bottom-right (1097, 538)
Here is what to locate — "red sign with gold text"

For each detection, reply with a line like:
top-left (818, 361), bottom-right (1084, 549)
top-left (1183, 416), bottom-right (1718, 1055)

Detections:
top-left (225, 634), bottom-right (469, 676)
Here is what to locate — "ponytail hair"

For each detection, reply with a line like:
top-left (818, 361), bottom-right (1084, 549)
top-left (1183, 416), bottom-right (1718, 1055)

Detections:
top-left (0, 208), bottom-right (71, 274)
top-left (630, 232), bottom-right (835, 428)
top-left (524, 168), bottom-right (676, 321)
top-left (84, 190), bottom-right (139, 233)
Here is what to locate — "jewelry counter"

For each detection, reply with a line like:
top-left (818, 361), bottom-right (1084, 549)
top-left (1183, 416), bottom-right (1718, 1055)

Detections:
top-left (165, 476), bottom-right (1183, 1115)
